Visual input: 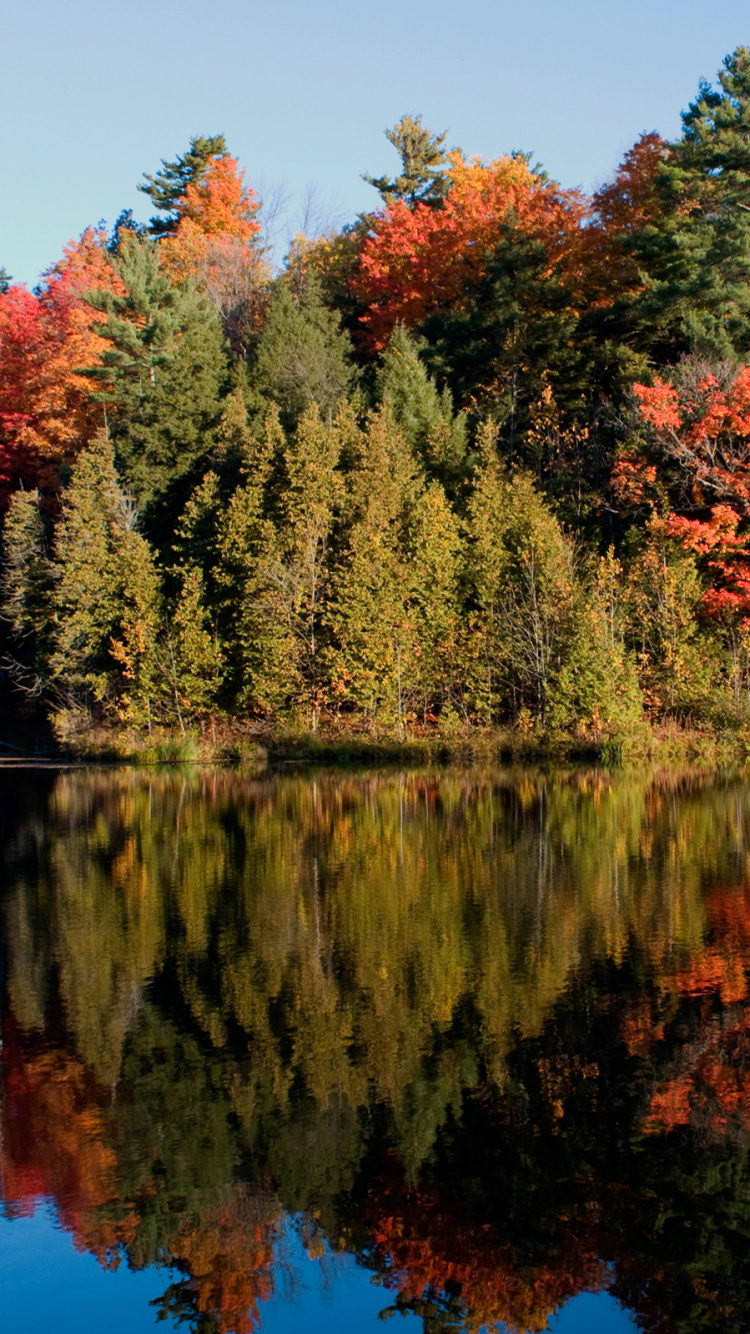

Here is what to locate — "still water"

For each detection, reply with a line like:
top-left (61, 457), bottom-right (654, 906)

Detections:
top-left (2, 764), bottom-right (749, 1333)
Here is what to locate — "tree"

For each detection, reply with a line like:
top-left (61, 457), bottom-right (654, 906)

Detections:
top-left (0, 230), bottom-right (117, 500)
top-left (624, 48), bottom-right (750, 362)
top-left (353, 152), bottom-right (584, 353)
top-left (49, 433), bottom-right (161, 721)
top-left (0, 266), bottom-right (11, 293)
top-left (460, 432), bottom-right (577, 724)
top-left (326, 408), bottom-right (422, 732)
top-left (138, 134), bottom-right (228, 236)
top-left (166, 566), bottom-right (223, 725)
top-left (251, 276), bottom-right (353, 430)
top-left (375, 324), bottom-right (467, 490)
top-left (83, 234), bottom-right (227, 515)
top-left (0, 487), bottom-right (53, 691)
top-left (363, 114), bottom-right (449, 209)
top-left (617, 362), bottom-right (750, 620)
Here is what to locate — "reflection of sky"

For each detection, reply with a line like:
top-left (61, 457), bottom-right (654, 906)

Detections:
top-left (0, 1206), bottom-right (636, 1334)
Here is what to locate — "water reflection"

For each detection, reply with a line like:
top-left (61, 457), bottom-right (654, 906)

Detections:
top-left (1, 766), bottom-right (750, 1332)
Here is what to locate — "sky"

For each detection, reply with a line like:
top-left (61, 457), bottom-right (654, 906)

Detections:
top-left (2, 0), bottom-right (750, 286)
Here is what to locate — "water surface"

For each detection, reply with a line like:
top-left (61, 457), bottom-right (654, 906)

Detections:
top-left (2, 765), bottom-right (749, 1332)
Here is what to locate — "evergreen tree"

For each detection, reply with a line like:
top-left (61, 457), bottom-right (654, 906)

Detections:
top-left (407, 481), bottom-right (463, 720)
top-left (167, 566), bottom-right (223, 725)
top-left (363, 114), bottom-right (449, 209)
top-left (461, 432), bottom-right (577, 724)
top-left (631, 47), bottom-right (750, 360)
top-left (0, 488), bottom-right (53, 691)
top-left (550, 549), bottom-right (644, 745)
top-left (376, 324), bottom-right (467, 491)
top-left (624, 516), bottom-right (717, 714)
top-left (250, 276), bottom-right (353, 430)
top-left (420, 224), bottom-right (585, 466)
top-left (0, 266), bottom-right (12, 294)
top-left (84, 234), bottom-right (227, 517)
top-left (49, 433), bottom-right (161, 720)
top-left (139, 135), bottom-right (228, 237)
top-left (327, 408), bottom-right (422, 732)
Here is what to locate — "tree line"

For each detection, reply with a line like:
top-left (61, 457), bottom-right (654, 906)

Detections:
top-left (5, 52), bottom-right (750, 746)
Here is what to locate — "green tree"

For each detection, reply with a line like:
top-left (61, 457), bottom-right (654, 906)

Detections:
top-left (363, 114), bottom-right (449, 208)
top-left (0, 488), bottom-right (53, 691)
top-left (0, 266), bottom-right (12, 294)
top-left (250, 276), bottom-right (353, 430)
top-left (461, 433), bottom-right (578, 725)
top-left (407, 481), bottom-right (462, 720)
top-left (631, 47), bottom-right (750, 361)
top-left (376, 324), bottom-right (467, 491)
top-left (84, 234), bottom-right (227, 516)
top-left (624, 516), bottom-right (717, 714)
top-left (49, 433), bottom-right (161, 722)
top-left (166, 566), bottom-right (223, 726)
top-left (327, 408), bottom-right (422, 733)
top-left (138, 134), bottom-right (228, 237)
top-left (550, 548), bottom-right (645, 747)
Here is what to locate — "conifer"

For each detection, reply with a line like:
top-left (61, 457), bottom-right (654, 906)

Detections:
top-left (250, 277), bottom-right (353, 430)
top-left (0, 488), bottom-right (53, 690)
top-left (376, 324), bottom-right (467, 490)
top-left (139, 135), bottom-right (228, 237)
top-left (50, 433), bottom-right (161, 718)
top-left (84, 235), bottom-right (227, 515)
top-left (363, 115), bottom-right (449, 209)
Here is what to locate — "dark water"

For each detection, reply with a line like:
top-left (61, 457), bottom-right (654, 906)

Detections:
top-left (2, 766), bottom-right (750, 1333)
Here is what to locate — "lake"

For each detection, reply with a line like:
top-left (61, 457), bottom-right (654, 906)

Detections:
top-left (1, 764), bottom-right (749, 1333)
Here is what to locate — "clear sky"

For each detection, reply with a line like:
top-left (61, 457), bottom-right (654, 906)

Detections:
top-left (2, 0), bottom-right (749, 286)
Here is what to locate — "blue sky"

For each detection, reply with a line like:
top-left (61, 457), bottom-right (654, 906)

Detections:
top-left (2, 0), bottom-right (749, 285)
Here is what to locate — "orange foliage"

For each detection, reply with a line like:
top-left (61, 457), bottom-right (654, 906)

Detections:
top-left (367, 1173), bottom-right (606, 1333)
top-left (0, 228), bottom-right (118, 499)
top-left (161, 155), bottom-right (264, 284)
top-left (578, 133), bottom-right (669, 305)
top-left (168, 1184), bottom-right (281, 1334)
top-left (352, 152), bottom-right (585, 352)
top-left (0, 1017), bottom-right (139, 1262)
top-left (616, 366), bottom-right (750, 620)
top-left (644, 880), bottom-right (750, 1136)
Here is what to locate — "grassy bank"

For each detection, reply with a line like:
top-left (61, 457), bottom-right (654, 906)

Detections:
top-left (1, 701), bottom-right (748, 771)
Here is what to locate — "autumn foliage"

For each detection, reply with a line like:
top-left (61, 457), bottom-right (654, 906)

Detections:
top-left (0, 229), bottom-right (118, 497)
top-left (352, 152), bottom-right (585, 351)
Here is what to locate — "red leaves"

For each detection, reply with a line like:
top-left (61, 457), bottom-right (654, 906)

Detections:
top-left (352, 152), bottom-right (584, 352)
top-left (624, 365), bottom-right (750, 623)
top-left (0, 228), bottom-right (118, 501)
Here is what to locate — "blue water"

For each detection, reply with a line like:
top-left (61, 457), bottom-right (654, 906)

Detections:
top-left (0, 1206), bottom-right (635, 1334)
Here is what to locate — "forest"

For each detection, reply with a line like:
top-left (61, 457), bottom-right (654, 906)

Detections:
top-left (5, 47), bottom-right (750, 757)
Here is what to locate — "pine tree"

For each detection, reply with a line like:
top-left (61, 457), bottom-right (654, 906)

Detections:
top-left (49, 433), bottom-right (161, 719)
top-left (139, 135), bottom-right (228, 237)
top-left (0, 488), bottom-right (53, 691)
top-left (363, 115), bottom-right (449, 209)
top-left (407, 481), bottom-right (462, 720)
top-left (632, 47), bottom-right (750, 360)
top-left (250, 277), bottom-right (352, 430)
top-left (0, 267), bottom-right (12, 294)
top-left (376, 324), bottom-right (467, 490)
top-left (326, 408), bottom-right (422, 732)
top-left (84, 234), bottom-right (227, 516)
top-left (419, 223), bottom-right (585, 466)
top-left (167, 566), bottom-right (223, 725)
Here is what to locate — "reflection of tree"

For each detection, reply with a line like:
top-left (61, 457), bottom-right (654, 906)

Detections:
top-left (4, 767), bottom-right (750, 1331)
